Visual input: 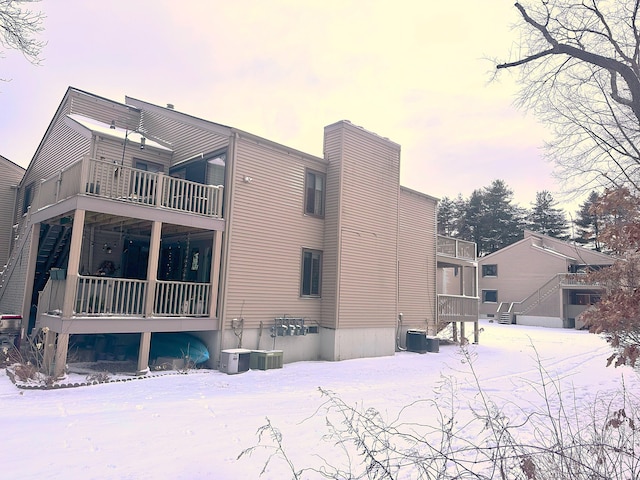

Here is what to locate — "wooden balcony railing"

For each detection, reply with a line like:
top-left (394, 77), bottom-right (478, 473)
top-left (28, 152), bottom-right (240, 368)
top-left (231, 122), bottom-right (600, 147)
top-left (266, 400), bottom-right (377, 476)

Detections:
top-left (53, 276), bottom-right (212, 317)
top-left (437, 236), bottom-right (477, 261)
top-left (437, 294), bottom-right (479, 323)
top-left (76, 276), bottom-right (146, 315)
top-left (35, 157), bottom-right (224, 218)
top-left (155, 280), bottom-right (211, 316)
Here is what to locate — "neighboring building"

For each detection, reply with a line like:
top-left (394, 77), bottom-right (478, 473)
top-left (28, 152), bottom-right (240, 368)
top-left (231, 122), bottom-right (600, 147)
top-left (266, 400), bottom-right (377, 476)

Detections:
top-left (478, 230), bottom-right (612, 328)
top-left (0, 156), bottom-right (25, 269)
top-left (0, 87), bottom-right (478, 376)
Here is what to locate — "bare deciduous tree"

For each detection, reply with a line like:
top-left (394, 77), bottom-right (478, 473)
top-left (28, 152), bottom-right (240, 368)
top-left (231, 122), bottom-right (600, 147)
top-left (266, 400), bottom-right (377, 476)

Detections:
top-left (0, 0), bottom-right (45, 64)
top-left (496, 1), bottom-right (640, 197)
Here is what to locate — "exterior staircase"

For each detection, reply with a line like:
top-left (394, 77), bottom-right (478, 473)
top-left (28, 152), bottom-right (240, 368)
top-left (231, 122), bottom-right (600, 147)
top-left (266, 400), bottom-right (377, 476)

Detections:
top-left (496, 274), bottom-right (564, 322)
top-left (498, 312), bottom-right (512, 324)
top-left (33, 225), bottom-right (71, 296)
top-left (496, 273), bottom-right (596, 321)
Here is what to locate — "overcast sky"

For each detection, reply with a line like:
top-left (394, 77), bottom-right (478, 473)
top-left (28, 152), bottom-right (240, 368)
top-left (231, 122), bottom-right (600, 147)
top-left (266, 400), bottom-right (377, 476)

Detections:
top-left (1, 1), bottom-right (576, 212)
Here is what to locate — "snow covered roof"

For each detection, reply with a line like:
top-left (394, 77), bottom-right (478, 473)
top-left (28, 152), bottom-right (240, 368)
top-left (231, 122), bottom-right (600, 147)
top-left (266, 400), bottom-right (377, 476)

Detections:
top-left (66, 114), bottom-right (173, 152)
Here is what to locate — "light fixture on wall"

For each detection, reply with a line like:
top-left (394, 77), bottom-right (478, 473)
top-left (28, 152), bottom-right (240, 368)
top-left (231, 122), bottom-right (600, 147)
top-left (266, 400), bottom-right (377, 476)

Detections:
top-left (140, 137), bottom-right (146, 150)
top-left (243, 176), bottom-right (253, 183)
top-left (103, 243), bottom-right (112, 254)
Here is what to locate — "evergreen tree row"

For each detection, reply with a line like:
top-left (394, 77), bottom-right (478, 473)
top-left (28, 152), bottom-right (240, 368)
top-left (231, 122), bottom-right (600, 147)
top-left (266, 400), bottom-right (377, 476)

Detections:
top-left (437, 179), bottom-right (601, 257)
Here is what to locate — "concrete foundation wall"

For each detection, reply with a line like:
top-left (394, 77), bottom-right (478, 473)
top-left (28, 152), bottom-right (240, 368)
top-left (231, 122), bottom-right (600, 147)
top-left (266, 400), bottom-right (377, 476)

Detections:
top-left (206, 326), bottom-right (396, 367)
top-left (319, 327), bottom-right (396, 361)
top-left (516, 315), bottom-right (563, 328)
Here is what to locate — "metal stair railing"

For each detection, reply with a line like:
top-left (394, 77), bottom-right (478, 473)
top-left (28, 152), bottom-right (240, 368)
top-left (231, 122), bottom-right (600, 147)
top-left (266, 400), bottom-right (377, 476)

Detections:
top-left (515, 274), bottom-right (563, 316)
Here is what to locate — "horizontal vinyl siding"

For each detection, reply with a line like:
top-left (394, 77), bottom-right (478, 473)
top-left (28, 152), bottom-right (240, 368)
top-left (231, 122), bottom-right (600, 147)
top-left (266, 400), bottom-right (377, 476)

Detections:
top-left (0, 160), bottom-right (24, 267)
top-left (398, 189), bottom-right (437, 330)
top-left (338, 229), bottom-right (396, 327)
top-left (139, 109), bottom-right (229, 164)
top-left (94, 137), bottom-right (173, 172)
top-left (70, 92), bottom-right (141, 131)
top-left (332, 123), bottom-right (400, 329)
top-left (17, 119), bottom-right (91, 228)
top-left (225, 137), bottom-right (327, 329)
top-left (0, 227), bottom-right (32, 313)
top-left (321, 128), bottom-right (343, 329)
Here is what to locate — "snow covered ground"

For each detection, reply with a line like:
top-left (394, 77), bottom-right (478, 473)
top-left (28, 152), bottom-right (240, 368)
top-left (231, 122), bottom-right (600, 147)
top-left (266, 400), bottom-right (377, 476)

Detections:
top-left (1, 320), bottom-right (638, 479)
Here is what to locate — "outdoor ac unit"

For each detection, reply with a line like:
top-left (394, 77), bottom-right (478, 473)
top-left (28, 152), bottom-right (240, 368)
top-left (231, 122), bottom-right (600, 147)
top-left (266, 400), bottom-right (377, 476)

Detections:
top-left (406, 330), bottom-right (428, 353)
top-left (219, 349), bottom-right (251, 374)
top-left (250, 350), bottom-right (284, 370)
top-left (406, 330), bottom-right (439, 353)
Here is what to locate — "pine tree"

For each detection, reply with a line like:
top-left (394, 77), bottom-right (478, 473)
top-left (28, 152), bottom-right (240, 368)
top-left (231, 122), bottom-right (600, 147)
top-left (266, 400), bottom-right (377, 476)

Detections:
top-left (455, 180), bottom-right (524, 256)
top-left (573, 191), bottom-right (602, 251)
top-left (437, 196), bottom-right (457, 236)
top-left (528, 190), bottom-right (568, 239)
top-left (456, 189), bottom-right (485, 252)
top-left (481, 180), bottom-right (525, 255)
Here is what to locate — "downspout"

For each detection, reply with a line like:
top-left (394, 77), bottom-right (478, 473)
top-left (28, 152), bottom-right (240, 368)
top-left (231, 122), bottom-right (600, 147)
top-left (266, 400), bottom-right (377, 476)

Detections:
top-left (432, 201), bottom-right (439, 336)
top-left (396, 312), bottom-right (406, 351)
top-left (216, 131), bottom-right (238, 366)
top-left (395, 161), bottom-right (401, 346)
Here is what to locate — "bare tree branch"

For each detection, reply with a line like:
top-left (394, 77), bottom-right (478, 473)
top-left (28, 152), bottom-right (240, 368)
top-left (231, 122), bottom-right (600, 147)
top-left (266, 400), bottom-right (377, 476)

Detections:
top-left (0, 0), bottom-right (45, 64)
top-left (496, 1), bottom-right (640, 196)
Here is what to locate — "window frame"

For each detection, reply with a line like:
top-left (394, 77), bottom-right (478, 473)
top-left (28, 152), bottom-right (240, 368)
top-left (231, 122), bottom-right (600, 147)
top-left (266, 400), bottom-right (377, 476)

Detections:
top-left (304, 169), bottom-right (326, 217)
top-left (482, 290), bottom-right (498, 303)
top-left (300, 248), bottom-right (322, 297)
top-left (482, 264), bottom-right (498, 277)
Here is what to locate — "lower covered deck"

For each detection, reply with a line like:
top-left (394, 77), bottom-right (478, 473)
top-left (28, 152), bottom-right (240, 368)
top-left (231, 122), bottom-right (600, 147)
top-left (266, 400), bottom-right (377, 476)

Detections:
top-left (437, 294), bottom-right (480, 344)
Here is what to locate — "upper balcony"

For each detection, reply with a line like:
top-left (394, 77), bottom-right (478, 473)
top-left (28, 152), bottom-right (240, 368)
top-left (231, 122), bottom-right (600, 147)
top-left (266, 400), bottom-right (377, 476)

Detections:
top-left (437, 235), bottom-right (477, 266)
top-left (35, 157), bottom-right (224, 221)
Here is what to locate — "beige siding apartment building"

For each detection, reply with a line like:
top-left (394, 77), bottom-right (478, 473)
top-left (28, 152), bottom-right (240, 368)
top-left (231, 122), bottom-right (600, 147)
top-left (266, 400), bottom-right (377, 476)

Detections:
top-left (0, 87), bottom-right (478, 375)
top-left (478, 230), bottom-right (612, 328)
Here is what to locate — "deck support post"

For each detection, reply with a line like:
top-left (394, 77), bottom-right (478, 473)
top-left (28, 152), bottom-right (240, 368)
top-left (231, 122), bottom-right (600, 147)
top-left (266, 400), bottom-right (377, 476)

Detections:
top-left (42, 329), bottom-right (55, 375)
top-left (137, 331), bottom-right (152, 375)
top-left (53, 333), bottom-right (69, 377)
top-left (144, 220), bottom-right (162, 317)
top-left (208, 230), bottom-right (223, 319)
top-left (62, 210), bottom-right (85, 318)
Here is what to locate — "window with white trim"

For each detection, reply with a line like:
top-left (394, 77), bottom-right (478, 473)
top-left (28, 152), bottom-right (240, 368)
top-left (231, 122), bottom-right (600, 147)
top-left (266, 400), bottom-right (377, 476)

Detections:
top-left (482, 290), bottom-right (498, 303)
top-left (301, 249), bottom-right (322, 297)
top-left (482, 264), bottom-right (498, 277)
top-left (305, 169), bottom-right (325, 217)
